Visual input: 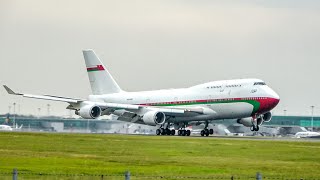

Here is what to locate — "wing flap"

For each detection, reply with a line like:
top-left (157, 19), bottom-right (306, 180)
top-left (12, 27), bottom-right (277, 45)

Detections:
top-left (23, 94), bottom-right (80, 103)
top-left (95, 102), bottom-right (140, 110)
top-left (145, 107), bottom-right (185, 114)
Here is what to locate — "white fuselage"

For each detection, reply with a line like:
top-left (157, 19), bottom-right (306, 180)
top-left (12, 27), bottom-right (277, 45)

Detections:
top-left (88, 79), bottom-right (279, 123)
top-left (0, 125), bottom-right (13, 131)
top-left (295, 131), bottom-right (320, 138)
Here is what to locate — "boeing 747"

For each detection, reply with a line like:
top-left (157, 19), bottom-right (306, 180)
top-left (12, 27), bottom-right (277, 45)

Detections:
top-left (4, 50), bottom-right (280, 136)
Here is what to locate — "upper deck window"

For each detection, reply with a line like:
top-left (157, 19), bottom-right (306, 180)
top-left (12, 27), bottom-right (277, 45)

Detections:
top-left (254, 82), bottom-right (266, 86)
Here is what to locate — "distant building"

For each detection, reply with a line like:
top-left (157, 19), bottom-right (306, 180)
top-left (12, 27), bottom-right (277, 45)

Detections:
top-left (0, 114), bottom-right (319, 134)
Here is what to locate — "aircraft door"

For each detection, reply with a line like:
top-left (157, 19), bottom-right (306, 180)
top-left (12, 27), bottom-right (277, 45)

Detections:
top-left (207, 95), bottom-right (212, 106)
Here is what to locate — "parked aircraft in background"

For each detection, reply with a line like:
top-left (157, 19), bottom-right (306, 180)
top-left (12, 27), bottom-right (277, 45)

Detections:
top-left (4, 50), bottom-right (280, 136)
top-left (295, 131), bottom-right (320, 138)
top-left (0, 125), bottom-right (12, 131)
top-left (0, 124), bottom-right (23, 131)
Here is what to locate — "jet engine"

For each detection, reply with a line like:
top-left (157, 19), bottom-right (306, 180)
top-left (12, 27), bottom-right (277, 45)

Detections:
top-left (259, 111), bottom-right (272, 122)
top-left (142, 111), bottom-right (166, 126)
top-left (237, 118), bottom-right (253, 127)
top-left (237, 117), bottom-right (264, 127)
top-left (76, 105), bottom-right (101, 119)
top-left (237, 112), bottom-right (272, 127)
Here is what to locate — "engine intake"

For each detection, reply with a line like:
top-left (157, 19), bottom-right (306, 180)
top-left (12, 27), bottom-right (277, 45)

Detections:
top-left (142, 111), bottom-right (166, 126)
top-left (76, 105), bottom-right (101, 119)
top-left (261, 112), bottom-right (272, 122)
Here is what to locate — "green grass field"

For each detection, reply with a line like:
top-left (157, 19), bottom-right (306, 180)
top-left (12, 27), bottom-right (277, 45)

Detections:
top-left (0, 132), bottom-right (319, 179)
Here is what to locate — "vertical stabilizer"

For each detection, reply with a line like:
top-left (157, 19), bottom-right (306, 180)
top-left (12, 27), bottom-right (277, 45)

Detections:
top-left (82, 50), bottom-right (122, 95)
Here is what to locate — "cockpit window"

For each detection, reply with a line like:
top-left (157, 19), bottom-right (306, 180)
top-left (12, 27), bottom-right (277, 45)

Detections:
top-left (254, 82), bottom-right (266, 85)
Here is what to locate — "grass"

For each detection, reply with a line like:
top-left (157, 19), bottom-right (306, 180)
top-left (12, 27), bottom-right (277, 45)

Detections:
top-left (0, 132), bottom-right (319, 179)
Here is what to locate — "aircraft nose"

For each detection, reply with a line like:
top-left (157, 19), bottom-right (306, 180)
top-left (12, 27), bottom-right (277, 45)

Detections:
top-left (268, 88), bottom-right (280, 108)
top-left (271, 96), bottom-right (280, 108)
top-left (271, 90), bottom-right (280, 101)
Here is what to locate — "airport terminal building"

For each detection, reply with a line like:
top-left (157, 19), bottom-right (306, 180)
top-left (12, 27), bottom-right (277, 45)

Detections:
top-left (0, 114), bottom-right (319, 135)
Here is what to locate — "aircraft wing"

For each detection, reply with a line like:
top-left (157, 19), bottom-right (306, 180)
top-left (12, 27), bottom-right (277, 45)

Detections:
top-left (3, 85), bottom-right (141, 111)
top-left (3, 85), bottom-right (84, 103)
top-left (4, 85), bottom-right (214, 119)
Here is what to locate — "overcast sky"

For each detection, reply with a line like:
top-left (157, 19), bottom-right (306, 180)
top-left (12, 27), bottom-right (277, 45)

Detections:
top-left (1, 0), bottom-right (320, 117)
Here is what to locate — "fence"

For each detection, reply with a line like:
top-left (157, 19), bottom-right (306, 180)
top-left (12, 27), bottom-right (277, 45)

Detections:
top-left (0, 169), bottom-right (313, 180)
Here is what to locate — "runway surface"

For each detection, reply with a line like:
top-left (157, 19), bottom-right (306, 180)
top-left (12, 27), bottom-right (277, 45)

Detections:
top-left (8, 130), bottom-right (320, 142)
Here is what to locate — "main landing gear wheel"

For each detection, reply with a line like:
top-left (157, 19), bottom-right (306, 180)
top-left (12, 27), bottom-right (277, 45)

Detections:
top-left (181, 130), bottom-right (186, 136)
top-left (161, 128), bottom-right (166, 135)
top-left (200, 129), bottom-right (210, 137)
top-left (178, 130), bottom-right (191, 136)
top-left (156, 122), bottom-right (175, 136)
top-left (200, 129), bottom-right (213, 136)
top-left (250, 126), bottom-right (260, 132)
top-left (171, 129), bottom-right (175, 135)
top-left (155, 128), bottom-right (175, 136)
top-left (165, 128), bottom-right (171, 135)
top-left (200, 121), bottom-right (213, 137)
top-left (186, 130), bottom-right (191, 136)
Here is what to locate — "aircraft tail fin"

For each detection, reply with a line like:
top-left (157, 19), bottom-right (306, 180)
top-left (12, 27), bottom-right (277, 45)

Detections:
top-left (82, 50), bottom-right (123, 95)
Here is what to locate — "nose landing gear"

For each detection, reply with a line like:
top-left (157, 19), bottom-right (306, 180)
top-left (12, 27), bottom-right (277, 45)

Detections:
top-left (250, 115), bottom-right (260, 132)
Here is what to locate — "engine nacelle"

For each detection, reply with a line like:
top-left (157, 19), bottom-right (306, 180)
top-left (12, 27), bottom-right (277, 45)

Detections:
top-left (260, 111), bottom-right (272, 122)
top-left (237, 118), bottom-right (253, 127)
top-left (237, 117), bottom-right (264, 127)
top-left (76, 105), bottom-right (101, 119)
top-left (142, 111), bottom-right (166, 126)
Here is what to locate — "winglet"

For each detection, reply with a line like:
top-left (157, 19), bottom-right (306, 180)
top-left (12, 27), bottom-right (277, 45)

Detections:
top-left (3, 85), bottom-right (22, 95)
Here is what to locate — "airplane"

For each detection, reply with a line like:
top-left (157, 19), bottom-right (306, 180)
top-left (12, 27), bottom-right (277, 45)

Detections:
top-left (295, 131), bottom-right (320, 138)
top-left (0, 125), bottom-right (13, 131)
top-left (4, 50), bottom-right (280, 136)
top-left (0, 124), bottom-right (23, 131)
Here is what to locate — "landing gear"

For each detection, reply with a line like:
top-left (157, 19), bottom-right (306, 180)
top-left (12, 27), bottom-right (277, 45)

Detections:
top-left (177, 122), bottom-right (191, 136)
top-left (250, 114), bottom-right (260, 132)
top-left (161, 128), bottom-right (166, 135)
top-left (177, 129), bottom-right (191, 136)
top-left (186, 130), bottom-right (191, 136)
top-left (156, 123), bottom-right (176, 136)
top-left (250, 125), bottom-right (259, 132)
top-left (155, 122), bottom-right (191, 136)
top-left (156, 127), bottom-right (175, 135)
top-left (171, 129), bottom-right (175, 135)
top-left (200, 121), bottom-right (214, 137)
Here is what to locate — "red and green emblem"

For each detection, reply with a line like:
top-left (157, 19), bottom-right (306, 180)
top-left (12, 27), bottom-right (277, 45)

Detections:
top-left (87, 65), bottom-right (105, 72)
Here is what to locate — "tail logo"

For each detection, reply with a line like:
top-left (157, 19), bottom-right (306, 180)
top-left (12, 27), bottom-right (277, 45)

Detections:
top-left (87, 65), bottom-right (105, 72)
